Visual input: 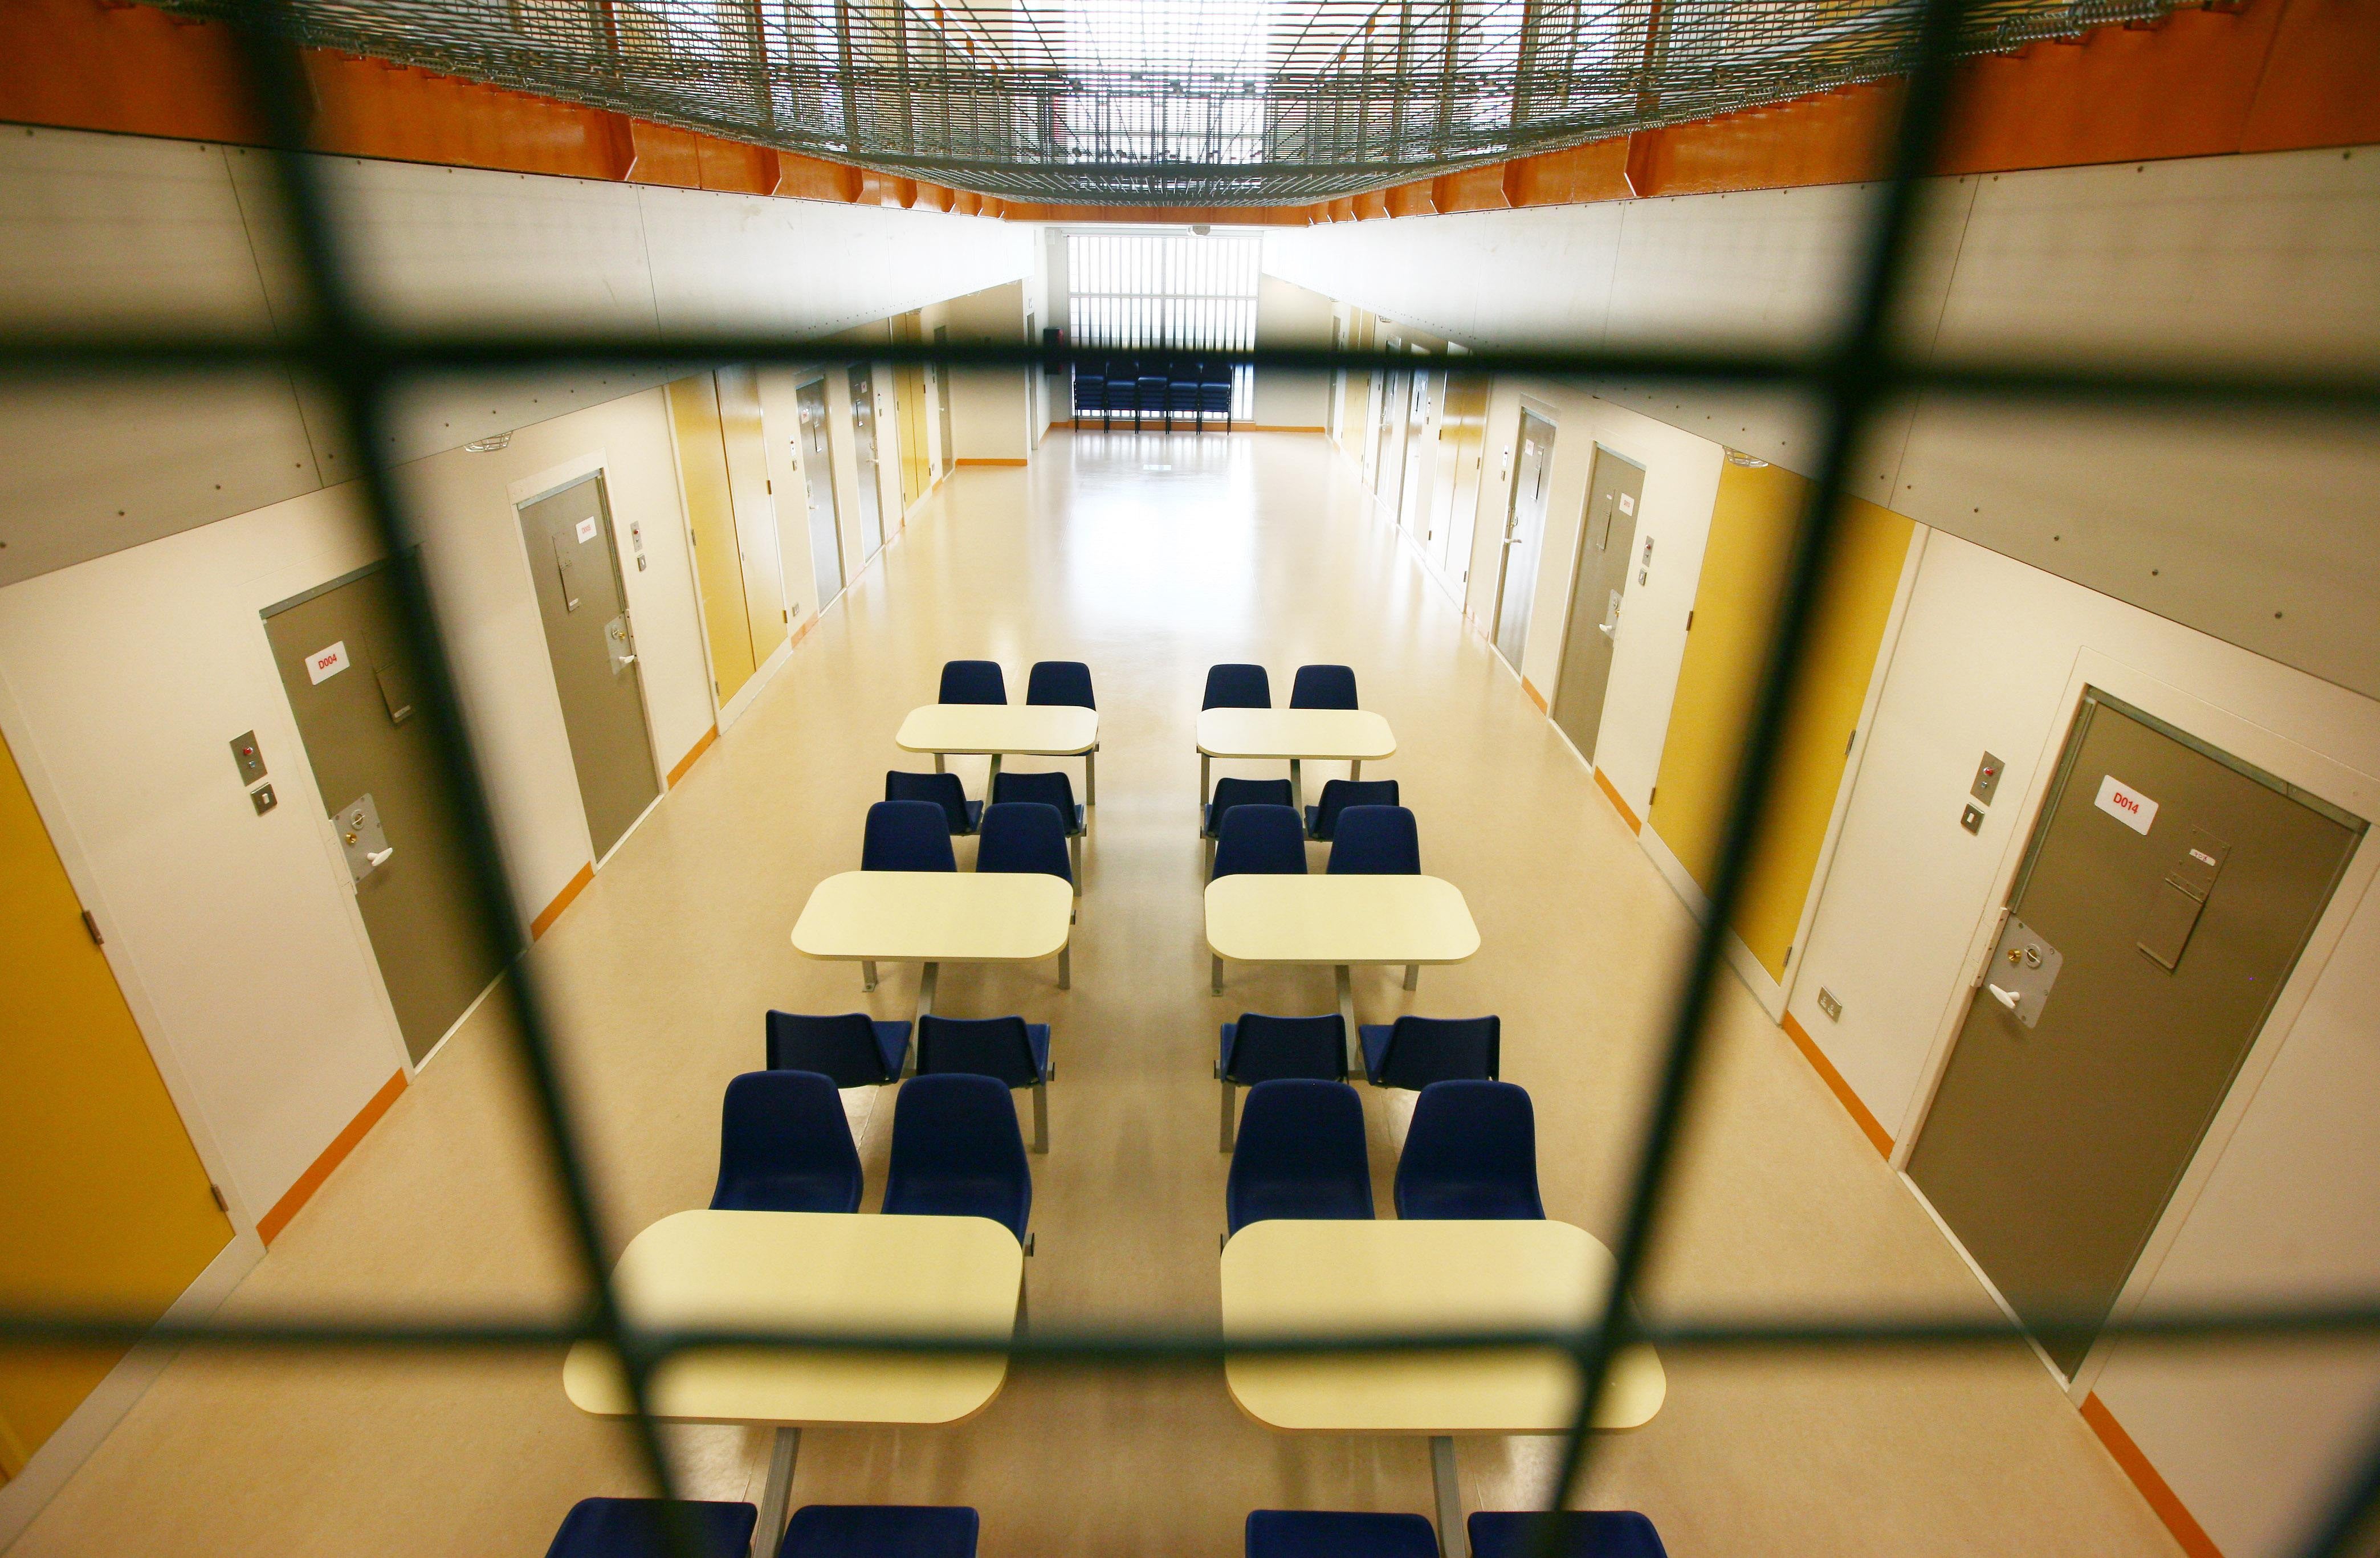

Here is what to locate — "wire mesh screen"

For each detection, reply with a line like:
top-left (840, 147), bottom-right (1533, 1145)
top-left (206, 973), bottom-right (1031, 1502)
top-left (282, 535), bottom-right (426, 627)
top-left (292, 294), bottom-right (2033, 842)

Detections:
top-left (140, 0), bottom-right (2186, 205)
top-left (1069, 233), bottom-right (1260, 415)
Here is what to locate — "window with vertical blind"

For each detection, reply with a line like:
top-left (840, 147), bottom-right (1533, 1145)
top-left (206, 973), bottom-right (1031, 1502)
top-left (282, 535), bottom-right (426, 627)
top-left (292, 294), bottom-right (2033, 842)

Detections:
top-left (1066, 233), bottom-right (1261, 420)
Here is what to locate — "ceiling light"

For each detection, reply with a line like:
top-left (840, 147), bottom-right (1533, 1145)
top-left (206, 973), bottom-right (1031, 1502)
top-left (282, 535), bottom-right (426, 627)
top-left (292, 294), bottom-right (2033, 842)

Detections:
top-left (464, 433), bottom-right (512, 452)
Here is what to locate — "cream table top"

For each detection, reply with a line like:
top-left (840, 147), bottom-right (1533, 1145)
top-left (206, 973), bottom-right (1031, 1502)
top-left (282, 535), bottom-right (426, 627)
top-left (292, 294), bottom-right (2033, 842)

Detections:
top-left (1220, 1219), bottom-right (1665, 1434)
top-left (792, 871), bottom-right (1073, 963)
top-left (1204, 875), bottom-right (1480, 967)
top-left (563, 1210), bottom-right (1021, 1428)
top-left (1196, 708), bottom-right (1395, 763)
top-left (897, 704), bottom-right (1099, 757)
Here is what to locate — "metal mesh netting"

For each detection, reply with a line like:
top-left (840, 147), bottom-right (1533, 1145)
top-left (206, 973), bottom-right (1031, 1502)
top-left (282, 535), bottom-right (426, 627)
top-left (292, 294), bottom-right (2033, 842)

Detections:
top-left (144, 0), bottom-right (2182, 206)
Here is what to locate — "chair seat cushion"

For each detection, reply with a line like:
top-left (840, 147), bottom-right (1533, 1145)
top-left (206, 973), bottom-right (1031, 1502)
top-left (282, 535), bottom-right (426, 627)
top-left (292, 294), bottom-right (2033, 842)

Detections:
top-left (782, 1503), bottom-right (981, 1558)
top-left (1359, 1025), bottom-right (1394, 1082)
top-left (1466, 1511), bottom-right (1668, 1558)
top-left (1245, 1510), bottom-right (1439, 1558)
top-left (546, 1497), bottom-right (757, 1558)
top-left (1233, 1180), bottom-right (1374, 1225)
top-left (712, 1169), bottom-right (865, 1216)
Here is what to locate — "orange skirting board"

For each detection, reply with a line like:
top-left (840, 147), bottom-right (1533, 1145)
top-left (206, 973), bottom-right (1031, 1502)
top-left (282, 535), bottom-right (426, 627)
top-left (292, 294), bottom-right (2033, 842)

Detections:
top-left (256, 1070), bottom-right (406, 1245)
top-left (1779, 1011), bottom-right (1895, 1159)
top-left (1520, 676), bottom-right (1548, 713)
top-left (2081, 1393), bottom-right (2226, 1558)
top-left (1593, 766), bottom-right (1643, 835)
top-left (666, 725), bottom-right (718, 789)
top-left (954, 458), bottom-right (1029, 467)
top-left (529, 862), bottom-right (593, 941)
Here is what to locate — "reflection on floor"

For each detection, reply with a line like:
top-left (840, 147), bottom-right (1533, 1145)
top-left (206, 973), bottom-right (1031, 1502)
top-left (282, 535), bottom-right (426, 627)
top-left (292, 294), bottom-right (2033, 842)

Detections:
top-left (12, 430), bottom-right (2173, 1557)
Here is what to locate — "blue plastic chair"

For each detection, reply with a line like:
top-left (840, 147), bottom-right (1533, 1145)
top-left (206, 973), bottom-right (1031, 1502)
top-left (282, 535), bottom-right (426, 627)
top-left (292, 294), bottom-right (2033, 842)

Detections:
top-left (991, 772), bottom-right (1084, 887)
top-left (1244, 1511), bottom-right (1437, 1558)
top-left (1212, 805), bottom-right (1309, 880)
top-left (938, 660), bottom-right (1006, 705)
top-left (1135, 370), bottom-right (1167, 431)
top-left (1217, 1013), bottom-right (1347, 1149)
top-left (1070, 367), bottom-right (1104, 429)
top-left (1199, 364), bottom-right (1234, 430)
top-left (710, 1071), bottom-right (863, 1214)
top-left (862, 800), bottom-right (957, 872)
top-left (1305, 778), bottom-right (1398, 841)
top-left (977, 796), bottom-right (1074, 892)
top-left (1225, 1079), bottom-right (1374, 1235)
top-left (1289, 664), bottom-right (1359, 710)
top-left (782, 1504), bottom-right (981, 1558)
top-left (882, 1073), bottom-right (1033, 1246)
top-left (1327, 805), bottom-right (1420, 875)
top-left (1205, 776), bottom-right (1294, 840)
top-left (545, 1498), bottom-right (757, 1558)
top-left (1359, 1014), bottom-right (1501, 1090)
top-left (1467, 1511), bottom-right (1669, 1558)
top-left (886, 770), bottom-right (979, 835)
top-left (1167, 368), bottom-right (1201, 429)
top-left (1203, 663), bottom-right (1271, 710)
top-left (765, 1011), bottom-right (910, 1087)
top-left (1395, 1080), bottom-right (1544, 1220)
top-left (1025, 660), bottom-right (1095, 709)
top-left (917, 1014), bottom-right (1054, 1153)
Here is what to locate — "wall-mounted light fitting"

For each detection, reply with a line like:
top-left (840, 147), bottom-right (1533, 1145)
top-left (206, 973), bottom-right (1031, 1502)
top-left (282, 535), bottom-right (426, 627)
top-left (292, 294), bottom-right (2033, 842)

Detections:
top-left (463, 433), bottom-right (512, 453)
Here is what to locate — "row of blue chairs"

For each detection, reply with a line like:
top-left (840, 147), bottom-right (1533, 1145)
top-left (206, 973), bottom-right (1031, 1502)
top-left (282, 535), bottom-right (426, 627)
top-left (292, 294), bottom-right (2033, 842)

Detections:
top-left (1203, 662), bottom-right (1356, 712)
top-left (936, 658), bottom-right (1093, 708)
top-left (1226, 1078), bottom-right (1542, 1234)
top-left (1070, 357), bottom-right (1236, 432)
top-left (1217, 1010), bottom-right (1498, 1147)
top-left (547, 1498), bottom-right (1668, 1557)
top-left (715, 1068), bottom-right (1034, 1244)
top-left (866, 793), bottom-right (1081, 904)
top-left (766, 1006), bottom-right (1054, 1153)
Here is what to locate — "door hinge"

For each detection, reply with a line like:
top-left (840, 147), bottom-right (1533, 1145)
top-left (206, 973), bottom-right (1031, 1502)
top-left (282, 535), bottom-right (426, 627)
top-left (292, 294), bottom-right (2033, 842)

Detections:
top-left (1847, 727), bottom-right (1858, 756)
top-left (1648, 785), bottom-right (1657, 805)
top-left (783, 609), bottom-right (789, 622)
top-left (765, 479), bottom-right (772, 493)
top-left (1685, 610), bottom-right (1694, 630)
top-left (209, 1183), bottom-right (228, 1212)
top-left (81, 909), bottom-right (104, 945)
top-left (1784, 943), bottom-right (1794, 965)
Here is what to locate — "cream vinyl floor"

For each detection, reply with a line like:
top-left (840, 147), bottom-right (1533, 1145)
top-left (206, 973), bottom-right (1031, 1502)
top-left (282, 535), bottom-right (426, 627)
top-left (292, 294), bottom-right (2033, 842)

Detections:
top-left (11, 431), bottom-right (2177, 1557)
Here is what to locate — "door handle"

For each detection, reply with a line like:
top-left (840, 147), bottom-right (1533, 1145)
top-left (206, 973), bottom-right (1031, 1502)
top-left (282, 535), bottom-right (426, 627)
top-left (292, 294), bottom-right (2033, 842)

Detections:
top-left (366, 847), bottom-right (394, 869)
top-left (1986, 983), bottom-right (2020, 1012)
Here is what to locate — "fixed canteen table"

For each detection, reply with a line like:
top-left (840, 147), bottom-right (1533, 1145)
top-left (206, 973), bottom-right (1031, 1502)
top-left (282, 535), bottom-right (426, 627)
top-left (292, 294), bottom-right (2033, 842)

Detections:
top-left (897, 703), bottom-right (1101, 804)
top-left (1204, 874), bottom-right (1480, 1065)
top-left (1220, 1218), bottom-right (1665, 1558)
top-left (564, 1209), bottom-right (1022, 1557)
top-left (1196, 707), bottom-right (1395, 816)
top-left (792, 870), bottom-right (1076, 1029)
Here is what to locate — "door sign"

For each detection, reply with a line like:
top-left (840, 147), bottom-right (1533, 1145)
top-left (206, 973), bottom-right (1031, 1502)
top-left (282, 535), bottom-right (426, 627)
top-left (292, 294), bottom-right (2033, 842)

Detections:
top-left (575, 517), bottom-right (600, 544)
top-left (305, 640), bottom-right (350, 684)
top-left (1618, 492), bottom-right (1635, 515)
top-left (2093, 773), bottom-right (2159, 835)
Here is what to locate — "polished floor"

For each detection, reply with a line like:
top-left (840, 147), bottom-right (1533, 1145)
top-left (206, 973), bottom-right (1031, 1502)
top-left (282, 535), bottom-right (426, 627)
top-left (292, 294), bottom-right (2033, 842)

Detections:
top-left (13, 431), bottom-right (2178, 1556)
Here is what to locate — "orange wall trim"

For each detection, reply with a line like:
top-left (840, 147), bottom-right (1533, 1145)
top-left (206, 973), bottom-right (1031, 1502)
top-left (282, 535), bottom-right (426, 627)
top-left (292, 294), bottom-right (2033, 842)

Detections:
top-left (1520, 676), bottom-right (1548, 714)
top-left (529, 861), bottom-right (593, 941)
top-left (954, 458), bottom-right (1029, 467)
top-left (1593, 766), bottom-right (1643, 835)
top-left (2081, 1393), bottom-right (2226, 1558)
top-left (1780, 1011), bottom-right (1896, 1159)
top-left (256, 1070), bottom-right (406, 1245)
top-left (666, 725), bottom-right (718, 789)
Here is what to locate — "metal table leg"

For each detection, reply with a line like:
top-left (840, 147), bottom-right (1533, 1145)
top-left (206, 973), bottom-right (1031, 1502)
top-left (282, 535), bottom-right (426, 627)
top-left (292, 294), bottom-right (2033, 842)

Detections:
top-left (1200, 752), bottom-right (1212, 818)
top-left (1212, 954), bottom-right (1225, 995)
top-left (753, 1426), bottom-right (801, 1558)
top-left (1350, 758), bottom-right (1363, 781)
top-left (987, 752), bottom-right (1002, 789)
top-left (861, 960), bottom-right (878, 993)
top-left (1405, 964), bottom-right (1420, 992)
top-left (1336, 965), bottom-right (1357, 1069)
top-left (1290, 756), bottom-right (1303, 815)
top-left (1058, 947), bottom-right (1071, 990)
top-left (1086, 748), bottom-right (1097, 806)
top-left (933, 752), bottom-right (946, 774)
top-left (1431, 1435), bottom-right (1466, 1558)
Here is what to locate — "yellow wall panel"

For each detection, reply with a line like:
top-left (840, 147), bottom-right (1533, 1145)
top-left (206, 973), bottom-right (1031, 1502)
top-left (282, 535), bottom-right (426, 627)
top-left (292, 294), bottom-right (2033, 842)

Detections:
top-left (666, 374), bottom-right (756, 706)
top-left (0, 732), bottom-right (231, 1477)
top-left (1648, 460), bottom-right (1914, 980)
top-left (714, 366), bottom-right (789, 666)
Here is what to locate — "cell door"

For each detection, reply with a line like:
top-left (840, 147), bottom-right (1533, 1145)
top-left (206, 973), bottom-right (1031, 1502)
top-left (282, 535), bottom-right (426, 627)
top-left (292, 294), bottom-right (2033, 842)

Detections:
top-left (264, 562), bottom-right (515, 1062)
top-left (1550, 448), bottom-right (1645, 762)
top-left (1379, 366), bottom-right (1411, 521)
top-left (1362, 369), bottom-right (1385, 487)
top-left (1328, 316), bottom-right (1347, 442)
top-left (1397, 367), bottom-right (1436, 536)
top-left (934, 325), bottom-right (955, 476)
top-left (795, 377), bottom-right (845, 607)
top-left (1436, 373), bottom-right (1490, 585)
top-left (1493, 411), bottom-right (1555, 671)
top-left (1909, 692), bottom-right (2363, 1374)
top-left (849, 364), bottom-right (886, 560)
top-left (516, 474), bottom-right (660, 861)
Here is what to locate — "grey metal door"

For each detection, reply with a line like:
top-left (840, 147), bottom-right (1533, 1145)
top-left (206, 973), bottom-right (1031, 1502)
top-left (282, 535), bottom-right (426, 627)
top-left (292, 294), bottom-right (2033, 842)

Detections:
top-left (1909, 692), bottom-right (2362, 1373)
top-left (796, 376), bottom-right (845, 607)
top-left (1379, 364), bottom-right (1411, 522)
top-left (264, 562), bottom-right (514, 1062)
top-left (1398, 366), bottom-right (1435, 535)
top-left (849, 364), bottom-right (885, 560)
top-left (1550, 448), bottom-right (1645, 761)
top-left (1494, 411), bottom-right (1555, 671)
top-left (517, 475), bottom-right (659, 861)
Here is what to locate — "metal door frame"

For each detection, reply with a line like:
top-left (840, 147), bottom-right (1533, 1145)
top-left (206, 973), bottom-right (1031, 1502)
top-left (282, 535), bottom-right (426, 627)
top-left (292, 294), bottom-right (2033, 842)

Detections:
top-left (1546, 442), bottom-right (1647, 758)
top-left (508, 460), bottom-right (667, 866)
top-left (1893, 658), bottom-right (2375, 1398)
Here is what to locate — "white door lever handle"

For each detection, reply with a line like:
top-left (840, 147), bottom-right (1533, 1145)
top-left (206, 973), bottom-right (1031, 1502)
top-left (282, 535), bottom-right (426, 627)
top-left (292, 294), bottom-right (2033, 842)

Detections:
top-left (366, 847), bottom-right (394, 868)
top-left (1986, 983), bottom-right (2020, 1012)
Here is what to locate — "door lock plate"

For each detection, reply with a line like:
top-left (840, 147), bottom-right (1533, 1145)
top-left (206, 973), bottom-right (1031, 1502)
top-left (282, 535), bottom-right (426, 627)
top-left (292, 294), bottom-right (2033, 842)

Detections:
top-left (1981, 913), bottom-right (2062, 1029)
top-left (334, 793), bottom-right (393, 884)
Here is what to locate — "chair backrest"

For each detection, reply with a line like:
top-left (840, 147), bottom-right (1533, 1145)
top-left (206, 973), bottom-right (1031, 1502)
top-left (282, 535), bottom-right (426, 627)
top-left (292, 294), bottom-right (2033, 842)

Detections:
top-left (938, 659), bottom-right (1007, 704)
top-left (1466, 1511), bottom-right (1669, 1558)
top-left (1203, 662), bottom-right (1271, 709)
top-left (862, 800), bottom-right (958, 871)
top-left (917, 1014), bottom-right (1041, 1087)
top-left (1374, 1014), bottom-right (1501, 1088)
top-left (1224, 1013), bottom-right (1348, 1083)
top-left (546, 1497), bottom-right (759, 1558)
top-left (711, 1071), bottom-right (863, 1214)
top-left (782, 1506), bottom-right (982, 1558)
top-left (1212, 804), bottom-right (1309, 880)
top-left (1226, 1079), bottom-right (1374, 1234)
top-left (885, 770), bottom-right (972, 834)
top-left (1025, 659), bottom-right (1096, 709)
top-left (991, 769), bottom-right (1078, 827)
top-left (1289, 664), bottom-right (1359, 709)
top-left (1310, 778), bottom-right (1399, 841)
top-left (1327, 805), bottom-right (1420, 875)
top-left (883, 1072), bottom-right (1032, 1241)
top-left (765, 1010), bottom-right (902, 1087)
top-left (1394, 1080), bottom-right (1543, 1220)
top-left (975, 801), bottom-right (1072, 882)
